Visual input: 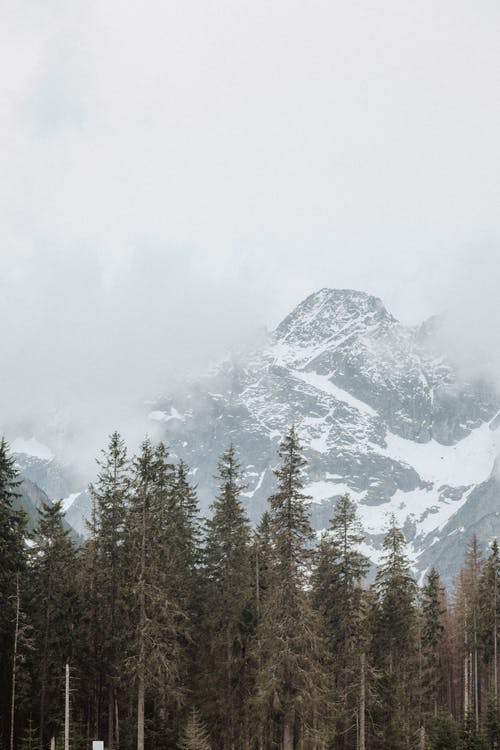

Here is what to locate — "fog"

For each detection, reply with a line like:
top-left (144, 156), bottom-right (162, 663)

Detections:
top-left (1, 0), bottom-right (499, 471)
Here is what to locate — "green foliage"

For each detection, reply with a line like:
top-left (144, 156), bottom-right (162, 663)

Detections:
top-left (371, 518), bottom-right (418, 750)
top-left (484, 695), bottom-right (500, 750)
top-left (178, 709), bottom-right (211, 750)
top-left (421, 568), bottom-right (446, 716)
top-left (255, 427), bottom-right (330, 747)
top-left (461, 709), bottom-right (488, 750)
top-left (202, 445), bottom-right (253, 749)
top-left (29, 499), bottom-right (80, 747)
top-left (18, 718), bottom-right (39, 750)
top-left (427, 712), bottom-right (460, 750)
top-left (311, 494), bottom-right (369, 746)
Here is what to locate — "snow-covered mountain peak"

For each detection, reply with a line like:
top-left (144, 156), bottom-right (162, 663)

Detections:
top-left (14, 287), bottom-right (500, 584)
top-left (275, 288), bottom-right (394, 349)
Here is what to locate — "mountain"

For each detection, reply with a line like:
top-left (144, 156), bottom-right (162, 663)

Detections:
top-left (10, 288), bottom-right (500, 584)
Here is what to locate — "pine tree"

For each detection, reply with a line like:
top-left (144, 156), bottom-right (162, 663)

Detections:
top-left (178, 709), bottom-right (211, 750)
top-left (422, 568), bottom-right (447, 719)
top-left (457, 536), bottom-right (483, 726)
top-left (29, 500), bottom-right (80, 749)
top-left (0, 438), bottom-right (27, 750)
top-left (255, 427), bottom-right (329, 749)
top-left (427, 712), bottom-right (460, 750)
top-left (203, 446), bottom-right (253, 750)
top-left (371, 517), bottom-right (418, 750)
top-left (125, 439), bottom-right (185, 750)
top-left (484, 694), bottom-right (500, 750)
top-left (461, 707), bottom-right (488, 750)
top-left (311, 494), bottom-right (369, 749)
top-left (479, 540), bottom-right (500, 701)
top-left (88, 432), bottom-right (130, 749)
top-left (18, 718), bottom-right (39, 750)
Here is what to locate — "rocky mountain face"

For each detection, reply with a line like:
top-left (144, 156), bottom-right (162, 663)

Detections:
top-left (11, 288), bottom-right (500, 584)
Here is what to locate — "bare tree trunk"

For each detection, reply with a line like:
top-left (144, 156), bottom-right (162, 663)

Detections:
top-left (473, 610), bottom-right (479, 727)
top-left (495, 580), bottom-right (498, 701)
top-left (359, 653), bottom-right (366, 750)
top-left (108, 685), bottom-right (114, 750)
top-left (419, 725), bottom-right (425, 750)
top-left (283, 718), bottom-right (294, 750)
top-left (137, 494), bottom-right (147, 750)
top-left (226, 626), bottom-right (234, 750)
top-left (115, 696), bottom-right (120, 749)
top-left (65, 663), bottom-right (70, 750)
top-left (255, 543), bottom-right (260, 620)
top-left (10, 575), bottom-right (20, 750)
top-left (40, 579), bottom-right (52, 750)
top-left (464, 655), bottom-right (469, 716)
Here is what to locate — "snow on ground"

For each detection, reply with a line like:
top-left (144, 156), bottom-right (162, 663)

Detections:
top-left (11, 437), bottom-right (54, 461)
top-left (242, 470), bottom-right (266, 498)
top-left (304, 480), bottom-right (366, 505)
top-left (61, 492), bottom-right (82, 512)
top-left (294, 370), bottom-right (377, 417)
top-left (382, 421), bottom-right (500, 488)
top-left (356, 486), bottom-right (473, 539)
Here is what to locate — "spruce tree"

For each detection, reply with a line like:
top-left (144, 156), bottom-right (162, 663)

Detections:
top-left (422, 568), bottom-right (446, 719)
top-left (203, 446), bottom-right (253, 750)
top-left (427, 712), bottom-right (460, 750)
top-left (88, 432), bottom-right (130, 749)
top-left (125, 439), bottom-right (185, 750)
top-left (371, 517), bottom-right (418, 750)
top-left (255, 427), bottom-right (329, 749)
top-left (311, 494), bottom-right (369, 749)
top-left (0, 438), bottom-right (27, 750)
top-left (178, 709), bottom-right (211, 750)
top-left (457, 536), bottom-right (483, 727)
top-left (29, 500), bottom-right (79, 749)
top-left (479, 540), bottom-right (500, 701)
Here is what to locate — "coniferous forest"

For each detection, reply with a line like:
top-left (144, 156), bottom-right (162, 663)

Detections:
top-left (2, 428), bottom-right (500, 750)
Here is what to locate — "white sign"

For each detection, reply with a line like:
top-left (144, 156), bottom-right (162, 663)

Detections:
top-left (92, 742), bottom-right (104, 750)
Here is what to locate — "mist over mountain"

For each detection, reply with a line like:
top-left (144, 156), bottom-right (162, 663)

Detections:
top-left (10, 287), bottom-right (500, 584)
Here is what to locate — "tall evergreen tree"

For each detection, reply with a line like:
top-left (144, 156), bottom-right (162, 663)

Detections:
top-left (125, 439), bottom-right (184, 750)
top-left (457, 536), bottom-right (483, 726)
top-left (311, 494), bottom-right (369, 749)
top-left (0, 438), bottom-right (27, 750)
top-left (371, 517), bottom-right (418, 750)
top-left (88, 432), bottom-right (130, 750)
top-left (178, 709), bottom-right (211, 750)
top-left (29, 500), bottom-right (79, 750)
top-left (479, 541), bottom-right (500, 701)
top-left (255, 427), bottom-right (329, 750)
top-left (203, 446), bottom-right (253, 750)
top-left (422, 568), bottom-right (447, 720)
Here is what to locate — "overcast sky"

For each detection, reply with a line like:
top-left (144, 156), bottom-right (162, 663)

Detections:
top-left (1, 0), bottom-right (499, 455)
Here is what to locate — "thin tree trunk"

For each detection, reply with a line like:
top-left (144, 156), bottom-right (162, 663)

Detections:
top-left (464, 655), bottom-right (469, 717)
top-left (115, 696), bottom-right (120, 749)
top-left (226, 626), bottom-right (234, 750)
top-left (10, 575), bottom-right (20, 750)
top-left (40, 577), bottom-right (52, 750)
top-left (65, 663), bottom-right (70, 750)
top-left (359, 653), bottom-right (366, 750)
top-left (255, 543), bottom-right (260, 620)
top-left (137, 492), bottom-right (147, 750)
top-left (283, 718), bottom-right (294, 750)
top-left (495, 583), bottom-right (498, 700)
top-left (474, 637), bottom-right (479, 727)
top-left (108, 684), bottom-right (114, 750)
